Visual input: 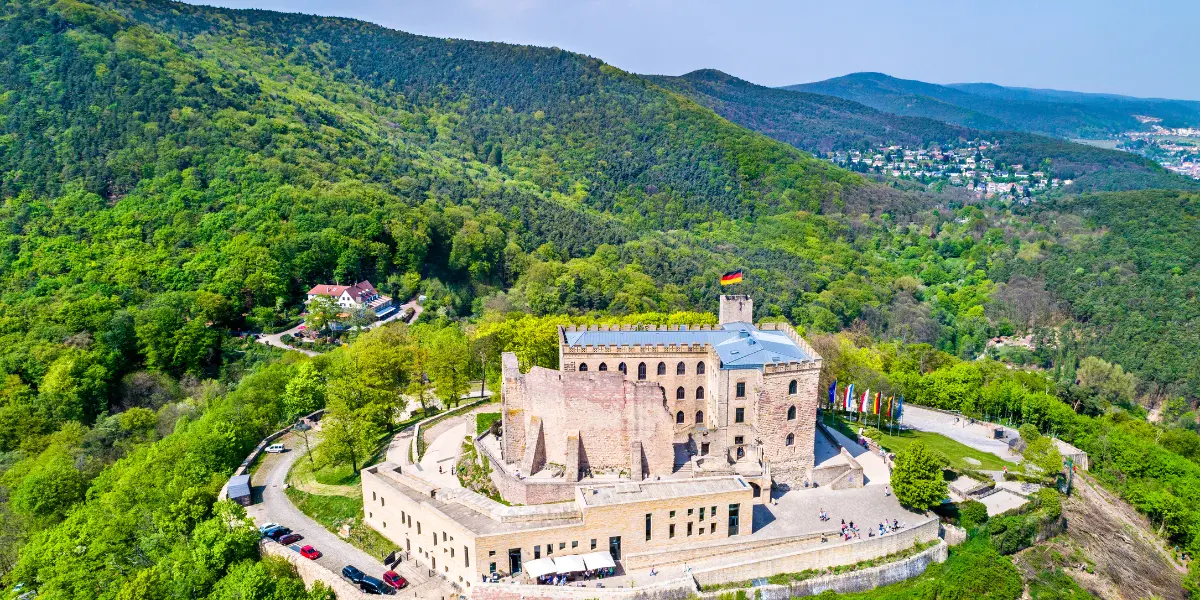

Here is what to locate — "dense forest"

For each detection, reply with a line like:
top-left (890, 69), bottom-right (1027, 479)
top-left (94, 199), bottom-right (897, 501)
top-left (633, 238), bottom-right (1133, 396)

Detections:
top-left (0, 0), bottom-right (1197, 598)
top-left (787, 71), bottom-right (1200, 138)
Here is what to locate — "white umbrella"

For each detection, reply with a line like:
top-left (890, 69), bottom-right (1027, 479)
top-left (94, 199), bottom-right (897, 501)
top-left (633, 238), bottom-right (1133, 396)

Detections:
top-left (582, 551), bottom-right (615, 570)
top-left (524, 557), bottom-right (558, 578)
top-left (555, 554), bottom-right (586, 574)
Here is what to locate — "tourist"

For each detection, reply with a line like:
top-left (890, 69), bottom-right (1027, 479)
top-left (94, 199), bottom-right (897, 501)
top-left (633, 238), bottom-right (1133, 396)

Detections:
top-left (885, 485), bottom-right (891, 496)
top-left (650, 567), bottom-right (658, 577)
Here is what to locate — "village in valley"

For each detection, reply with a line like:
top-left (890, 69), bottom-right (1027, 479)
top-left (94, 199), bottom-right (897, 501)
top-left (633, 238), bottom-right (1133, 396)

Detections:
top-left (822, 141), bottom-right (1066, 203)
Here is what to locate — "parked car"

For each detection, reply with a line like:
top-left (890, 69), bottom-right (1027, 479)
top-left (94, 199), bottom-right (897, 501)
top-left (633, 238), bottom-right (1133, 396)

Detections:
top-left (278, 533), bottom-right (303, 545)
top-left (342, 565), bottom-right (366, 584)
top-left (359, 575), bottom-right (392, 595)
top-left (258, 523), bottom-right (280, 534)
top-left (299, 545), bottom-right (322, 560)
top-left (382, 571), bottom-right (407, 589)
top-left (266, 443), bottom-right (285, 453)
top-left (266, 527), bottom-right (292, 541)
top-left (261, 525), bottom-right (287, 538)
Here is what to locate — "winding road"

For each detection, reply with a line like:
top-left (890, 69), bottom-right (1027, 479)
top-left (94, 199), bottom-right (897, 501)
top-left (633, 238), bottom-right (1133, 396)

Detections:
top-left (247, 433), bottom-right (449, 599)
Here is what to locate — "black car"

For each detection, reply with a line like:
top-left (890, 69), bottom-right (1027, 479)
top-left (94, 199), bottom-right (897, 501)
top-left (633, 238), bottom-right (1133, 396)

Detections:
top-left (359, 576), bottom-right (393, 595)
top-left (266, 527), bottom-right (292, 541)
top-left (342, 565), bottom-right (366, 584)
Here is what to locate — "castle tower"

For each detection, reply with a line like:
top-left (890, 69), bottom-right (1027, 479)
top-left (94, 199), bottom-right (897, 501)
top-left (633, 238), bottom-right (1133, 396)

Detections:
top-left (719, 295), bottom-right (754, 325)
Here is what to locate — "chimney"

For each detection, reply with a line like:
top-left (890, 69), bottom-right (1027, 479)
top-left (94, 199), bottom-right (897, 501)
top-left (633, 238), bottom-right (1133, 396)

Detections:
top-left (719, 295), bottom-right (753, 325)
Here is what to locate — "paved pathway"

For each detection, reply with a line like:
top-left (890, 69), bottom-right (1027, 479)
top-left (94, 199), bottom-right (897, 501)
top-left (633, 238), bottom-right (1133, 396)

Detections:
top-left (822, 425), bottom-right (891, 486)
top-left (415, 422), bottom-right (468, 489)
top-left (900, 405), bottom-right (1019, 464)
top-left (255, 324), bottom-right (320, 357)
top-left (247, 432), bottom-right (448, 599)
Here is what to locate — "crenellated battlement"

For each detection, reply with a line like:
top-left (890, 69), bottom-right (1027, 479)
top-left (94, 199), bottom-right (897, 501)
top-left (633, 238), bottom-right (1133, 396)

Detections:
top-left (561, 323), bottom-right (719, 333)
top-left (561, 342), bottom-right (712, 354)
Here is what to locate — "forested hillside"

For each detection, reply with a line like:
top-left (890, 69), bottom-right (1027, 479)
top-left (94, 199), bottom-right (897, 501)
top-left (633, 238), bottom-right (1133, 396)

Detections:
top-left (660, 70), bottom-right (1195, 192)
top-left (0, 0), bottom-right (1198, 597)
top-left (787, 72), bottom-right (1200, 138)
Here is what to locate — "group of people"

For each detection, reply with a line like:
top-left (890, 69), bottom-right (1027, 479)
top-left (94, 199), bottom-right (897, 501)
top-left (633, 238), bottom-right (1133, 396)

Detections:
top-left (534, 567), bottom-right (616, 587)
top-left (819, 510), bottom-right (906, 541)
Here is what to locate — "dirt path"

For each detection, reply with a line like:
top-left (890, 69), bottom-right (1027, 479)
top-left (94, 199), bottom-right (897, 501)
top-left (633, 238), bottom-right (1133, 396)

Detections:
top-left (1016, 473), bottom-right (1185, 599)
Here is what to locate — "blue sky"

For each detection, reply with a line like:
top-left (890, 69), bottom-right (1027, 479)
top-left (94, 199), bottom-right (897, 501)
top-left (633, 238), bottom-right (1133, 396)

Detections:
top-left (187, 0), bottom-right (1200, 100)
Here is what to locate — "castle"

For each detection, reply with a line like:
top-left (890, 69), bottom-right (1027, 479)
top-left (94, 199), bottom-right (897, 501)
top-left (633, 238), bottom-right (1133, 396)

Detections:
top-left (356, 296), bottom-right (935, 596)
top-left (500, 295), bottom-right (823, 494)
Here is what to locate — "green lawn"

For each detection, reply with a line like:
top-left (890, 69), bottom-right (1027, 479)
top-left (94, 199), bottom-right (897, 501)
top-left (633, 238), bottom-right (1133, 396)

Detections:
top-left (285, 487), bottom-right (397, 558)
top-left (476, 412), bottom-right (501, 436)
top-left (832, 415), bottom-right (1013, 471)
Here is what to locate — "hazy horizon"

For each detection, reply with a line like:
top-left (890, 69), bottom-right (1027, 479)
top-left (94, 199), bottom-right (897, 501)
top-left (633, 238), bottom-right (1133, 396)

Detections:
top-left (181, 0), bottom-right (1200, 102)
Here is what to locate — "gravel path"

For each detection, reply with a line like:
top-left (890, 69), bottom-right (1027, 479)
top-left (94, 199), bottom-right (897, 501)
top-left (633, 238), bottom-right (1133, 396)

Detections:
top-left (247, 433), bottom-right (448, 599)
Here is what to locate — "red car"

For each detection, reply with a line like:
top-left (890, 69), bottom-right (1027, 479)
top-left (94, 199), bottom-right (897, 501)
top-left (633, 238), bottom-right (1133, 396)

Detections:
top-left (383, 571), bottom-right (407, 589)
top-left (278, 533), bottom-right (303, 545)
top-left (299, 545), bottom-right (322, 560)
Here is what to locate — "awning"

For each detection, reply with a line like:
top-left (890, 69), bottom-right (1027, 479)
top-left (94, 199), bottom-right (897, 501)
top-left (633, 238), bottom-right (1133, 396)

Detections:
top-left (524, 558), bottom-right (557, 578)
top-left (582, 551), bottom-right (615, 570)
top-left (555, 555), bottom-right (586, 573)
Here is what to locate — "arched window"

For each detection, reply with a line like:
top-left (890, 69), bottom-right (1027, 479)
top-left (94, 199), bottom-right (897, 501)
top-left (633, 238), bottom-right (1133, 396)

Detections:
top-left (697, 362), bottom-right (706, 375)
top-left (676, 386), bottom-right (686, 400)
top-left (598, 362), bottom-right (608, 372)
top-left (788, 380), bottom-right (798, 395)
top-left (695, 410), bottom-right (704, 424)
top-left (657, 362), bottom-right (666, 376)
top-left (786, 433), bottom-right (795, 446)
top-left (676, 411), bottom-right (685, 424)
top-left (618, 362), bottom-right (627, 374)
top-left (696, 386), bottom-right (705, 400)
top-left (578, 363), bottom-right (588, 372)
top-left (787, 405), bottom-right (796, 420)
top-left (637, 362), bottom-right (647, 380)
top-left (676, 361), bottom-right (686, 375)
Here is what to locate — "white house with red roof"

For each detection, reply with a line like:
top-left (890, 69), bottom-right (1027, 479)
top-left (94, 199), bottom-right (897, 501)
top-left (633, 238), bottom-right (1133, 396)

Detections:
top-left (305, 280), bottom-right (395, 320)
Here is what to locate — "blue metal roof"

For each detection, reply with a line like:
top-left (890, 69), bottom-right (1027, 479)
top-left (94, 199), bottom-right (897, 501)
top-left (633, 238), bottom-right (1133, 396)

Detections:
top-left (563, 323), bottom-right (811, 370)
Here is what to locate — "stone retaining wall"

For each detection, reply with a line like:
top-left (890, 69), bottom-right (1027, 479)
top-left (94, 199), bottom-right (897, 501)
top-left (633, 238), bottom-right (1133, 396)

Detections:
top-left (696, 541), bottom-right (948, 599)
top-left (219, 409), bottom-right (324, 501)
top-left (472, 576), bottom-right (695, 600)
top-left (477, 431), bottom-right (579, 504)
top-left (691, 517), bottom-right (940, 587)
top-left (623, 530), bottom-right (834, 571)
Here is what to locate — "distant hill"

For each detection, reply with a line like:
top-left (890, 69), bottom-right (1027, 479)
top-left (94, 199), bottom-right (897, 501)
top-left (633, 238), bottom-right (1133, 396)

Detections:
top-left (650, 69), bottom-right (975, 153)
top-left (658, 70), bottom-right (1196, 192)
top-left (786, 72), bottom-right (1200, 139)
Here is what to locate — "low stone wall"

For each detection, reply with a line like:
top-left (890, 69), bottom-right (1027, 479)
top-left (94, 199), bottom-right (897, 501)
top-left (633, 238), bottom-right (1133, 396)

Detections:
top-left (691, 517), bottom-right (940, 587)
top-left (477, 432), bottom-right (578, 504)
top-left (472, 576), bottom-right (695, 600)
top-left (623, 530), bottom-right (833, 571)
top-left (412, 398), bottom-right (493, 462)
top-left (259, 539), bottom-right (368, 599)
top-left (696, 541), bottom-right (948, 599)
top-left (810, 447), bottom-right (865, 490)
top-left (940, 523), bottom-right (967, 546)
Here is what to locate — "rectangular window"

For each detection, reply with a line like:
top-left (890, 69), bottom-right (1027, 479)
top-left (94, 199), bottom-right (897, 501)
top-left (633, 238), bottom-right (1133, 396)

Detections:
top-left (736, 382), bottom-right (746, 397)
top-left (700, 507), bottom-right (705, 521)
top-left (645, 513), bottom-right (653, 541)
top-left (534, 546), bottom-right (540, 559)
top-left (669, 510), bottom-right (675, 519)
top-left (728, 503), bottom-right (741, 536)
top-left (489, 550), bottom-right (496, 556)
top-left (669, 524), bottom-right (676, 538)
top-left (687, 522), bottom-right (694, 536)
top-left (734, 435), bottom-right (744, 445)
top-left (590, 539), bottom-right (597, 550)
top-left (711, 506), bottom-right (717, 515)
top-left (547, 543), bottom-right (553, 555)
top-left (735, 408), bottom-right (745, 423)
top-left (559, 542), bottom-right (565, 550)
top-left (701, 442), bottom-right (710, 455)
top-left (711, 523), bottom-right (716, 534)
top-left (688, 508), bottom-right (694, 516)
top-left (443, 532), bottom-right (448, 542)
top-left (465, 547), bottom-right (469, 567)
top-left (490, 562), bottom-right (497, 574)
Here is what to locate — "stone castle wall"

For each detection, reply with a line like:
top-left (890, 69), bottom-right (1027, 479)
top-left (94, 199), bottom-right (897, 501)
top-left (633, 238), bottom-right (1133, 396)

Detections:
top-left (501, 356), bottom-right (675, 477)
top-left (757, 362), bottom-right (822, 483)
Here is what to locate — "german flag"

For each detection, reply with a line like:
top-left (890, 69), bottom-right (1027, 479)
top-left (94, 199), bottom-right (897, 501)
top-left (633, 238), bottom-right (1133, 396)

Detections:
top-left (720, 270), bottom-right (743, 286)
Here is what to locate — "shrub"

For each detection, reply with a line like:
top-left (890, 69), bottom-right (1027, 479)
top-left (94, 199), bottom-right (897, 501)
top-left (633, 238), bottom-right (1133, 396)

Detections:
top-left (1037, 488), bottom-right (1062, 520)
top-left (959, 500), bottom-right (990, 529)
top-left (280, 333), bottom-right (294, 345)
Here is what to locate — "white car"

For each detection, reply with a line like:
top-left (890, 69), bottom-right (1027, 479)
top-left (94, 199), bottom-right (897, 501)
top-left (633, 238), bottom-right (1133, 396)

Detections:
top-left (266, 443), bottom-right (285, 453)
